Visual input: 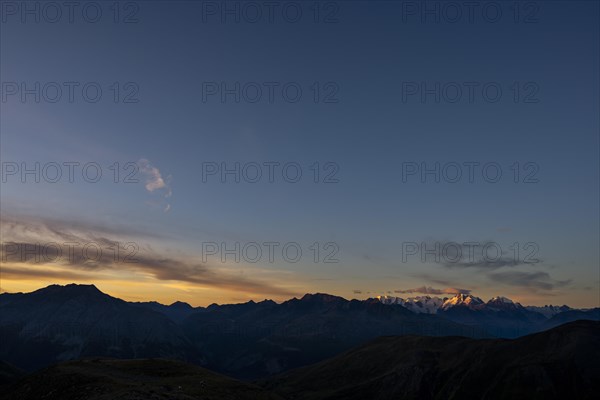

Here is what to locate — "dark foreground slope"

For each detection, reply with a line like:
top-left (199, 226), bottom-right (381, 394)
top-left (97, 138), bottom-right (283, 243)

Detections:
top-left (264, 320), bottom-right (600, 400)
top-left (0, 358), bottom-right (282, 400)
top-left (2, 321), bottom-right (597, 400)
top-left (0, 361), bottom-right (24, 386)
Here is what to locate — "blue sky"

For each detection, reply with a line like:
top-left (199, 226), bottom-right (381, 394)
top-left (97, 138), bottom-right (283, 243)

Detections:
top-left (1, 0), bottom-right (598, 307)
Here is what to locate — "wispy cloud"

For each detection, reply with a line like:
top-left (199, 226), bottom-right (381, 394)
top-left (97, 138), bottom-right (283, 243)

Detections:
top-left (0, 215), bottom-right (296, 297)
top-left (488, 271), bottom-right (571, 291)
top-left (442, 257), bottom-right (525, 270)
top-left (0, 265), bottom-right (96, 281)
top-left (409, 239), bottom-right (541, 270)
top-left (410, 273), bottom-right (456, 287)
top-left (0, 213), bottom-right (165, 241)
top-left (394, 286), bottom-right (471, 295)
top-left (138, 158), bottom-right (172, 212)
top-left (138, 158), bottom-right (168, 192)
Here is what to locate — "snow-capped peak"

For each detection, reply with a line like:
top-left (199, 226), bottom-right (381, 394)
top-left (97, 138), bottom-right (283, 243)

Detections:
top-left (489, 296), bottom-right (513, 304)
top-left (485, 296), bottom-right (522, 311)
top-left (375, 295), bottom-right (444, 314)
top-left (402, 296), bottom-right (444, 314)
top-left (376, 295), bottom-right (404, 305)
top-left (441, 293), bottom-right (484, 310)
top-left (375, 293), bottom-right (574, 316)
top-left (525, 304), bottom-right (572, 318)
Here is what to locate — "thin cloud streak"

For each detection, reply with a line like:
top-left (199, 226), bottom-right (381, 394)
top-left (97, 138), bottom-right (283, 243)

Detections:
top-left (0, 215), bottom-right (297, 298)
top-left (488, 271), bottom-right (571, 292)
top-left (394, 286), bottom-right (471, 295)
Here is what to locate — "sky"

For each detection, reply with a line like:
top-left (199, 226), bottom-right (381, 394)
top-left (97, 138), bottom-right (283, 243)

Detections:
top-left (1, 0), bottom-right (599, 307)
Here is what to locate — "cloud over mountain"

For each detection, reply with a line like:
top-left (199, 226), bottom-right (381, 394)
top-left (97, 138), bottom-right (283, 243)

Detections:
top-left (394, 286), bottom-right (471, 295)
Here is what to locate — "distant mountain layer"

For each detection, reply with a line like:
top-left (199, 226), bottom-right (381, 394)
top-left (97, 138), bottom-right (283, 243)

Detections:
top-left (1, 284), bottom-right (598, 379)
top-left (0, 358), bottom-right (282, 400)
top-left (376, 293), bottom-right (599, 338)
top-left (264, 320), bottom-right (600, 400)
top-left (377, 293), bottom-right (570, 315)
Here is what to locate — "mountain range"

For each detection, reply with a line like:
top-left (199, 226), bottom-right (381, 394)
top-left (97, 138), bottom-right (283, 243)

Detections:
top-left (1, 284), bottom-right (598, 379)
top-left (377, 293), bottom-right (569, 315)
top-left (375, 293), bottom-right (599, 337)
